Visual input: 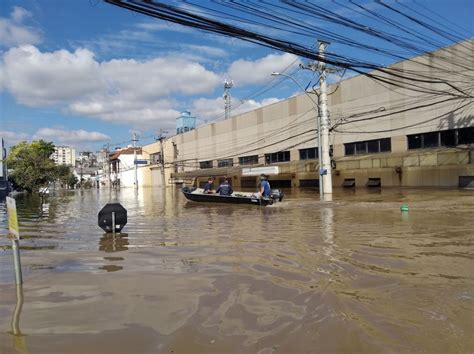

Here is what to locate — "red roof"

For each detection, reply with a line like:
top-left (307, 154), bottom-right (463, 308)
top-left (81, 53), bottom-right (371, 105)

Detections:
top-left (109, 147), bottom-right (142, 160)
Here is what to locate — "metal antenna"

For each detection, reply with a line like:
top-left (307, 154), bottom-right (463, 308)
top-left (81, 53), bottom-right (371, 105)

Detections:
top-left (223, 79), bottom-right (233, 120)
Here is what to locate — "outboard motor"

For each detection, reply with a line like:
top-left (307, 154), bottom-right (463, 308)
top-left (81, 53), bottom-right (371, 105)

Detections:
top-left (270, 189), bottom-right (284, 202)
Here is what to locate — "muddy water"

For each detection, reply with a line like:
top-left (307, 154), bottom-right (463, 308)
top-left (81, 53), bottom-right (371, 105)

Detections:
top-left (0, 188), bottom-right (473, 353)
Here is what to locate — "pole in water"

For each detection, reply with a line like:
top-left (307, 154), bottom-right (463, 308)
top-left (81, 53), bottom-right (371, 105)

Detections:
top-left (6, 197), bottom-right (23, 284)
top-left (112, 211), bottom-right (116, 235)
top-left (11, 283), bottom-right (24, 335)
top-left (11, 239), bottom-right (23, 285)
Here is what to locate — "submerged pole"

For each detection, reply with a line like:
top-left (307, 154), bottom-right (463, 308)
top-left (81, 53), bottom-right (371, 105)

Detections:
top-left (7, 197), bottom-right (22, 284)
top-left (112, 211), bottom-right (116, 235)
top-left (11, 239), bottom-right (23, 285)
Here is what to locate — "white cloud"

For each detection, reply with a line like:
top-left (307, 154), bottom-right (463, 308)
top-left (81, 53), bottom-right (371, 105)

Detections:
top-left (33, 128), bottom-right (111, 145)
top-left (190, 96), bottom-right (280, 122)
top-left (2, 45), bottom-right (102, 105)
top-left (69, 98), bottom-right (180, 130)
top-left (1, 44), bottom-right (292, 131)
top-left (183, 44), bottom-right (227, 58)
top-left (0, 6), bottom-right (41, 47)
top-left (227, 53), bottom-right (301, 85)
top-left (1, 45), bottom-right (221, 129)
top-left (0, 130), bottom-right (29, 145)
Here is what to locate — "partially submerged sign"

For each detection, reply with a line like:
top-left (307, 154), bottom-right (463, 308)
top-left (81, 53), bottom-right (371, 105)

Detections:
top-left (6, 197), bottom-right (20, 240)
top-left (98, 203), bottom-right (127, 233)
top-left (241, 166), bottom-right (279, 176)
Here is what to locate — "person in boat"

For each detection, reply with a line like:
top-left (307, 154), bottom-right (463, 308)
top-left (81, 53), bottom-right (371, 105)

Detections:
top-left (216, 178), bottom-right (233, 196)
top-left (259, 174), bottom-right (271, 198)
top-left (203, 177), bottom-right (215, 194)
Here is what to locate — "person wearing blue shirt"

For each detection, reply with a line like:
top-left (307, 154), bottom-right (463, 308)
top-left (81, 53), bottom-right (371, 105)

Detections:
top-left (216, 178), bottom-right (233, 196)
top-left (259, 174), bottom-right (271, 198)
top-left (203, 177), bottom-right (214, 193)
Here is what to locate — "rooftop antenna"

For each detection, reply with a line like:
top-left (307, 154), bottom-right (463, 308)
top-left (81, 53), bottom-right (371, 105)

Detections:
top-left (223, 79), bottom-right (233, 120)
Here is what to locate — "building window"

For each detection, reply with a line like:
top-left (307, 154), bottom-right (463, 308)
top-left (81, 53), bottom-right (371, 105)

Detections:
top-left (345, 138), bottom-right (391, 156)
top-left (299, 147), bottom-right (318, 160)
top-left (217, 158), bottom-right (233, 168)
top-left (407, 134), bottom-right (422, 149)
top-left (199, 160), bottom-right (213, 169)
top-left (423, 132), bottom-right (439, 148)
top-left (345, 143), bottom-right (355, 156)
top-left (265, 151), bottom-right (290, 164)
top-left (458, 127), bottom-right (474, 145)
top-left (408, 128), bottom-right (474, 150)
top-left (239, 155), bottom-right (259, 165)
top-left (440, 130), bottom-right (456, 147)
top-left (150, 152), bottom-right (162, 164)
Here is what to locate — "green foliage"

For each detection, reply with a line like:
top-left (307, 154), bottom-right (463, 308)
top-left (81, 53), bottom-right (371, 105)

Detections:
top-left (56, 164), bottom-right (78, 189)
top-left (7, 140), bottom-right (63, 193)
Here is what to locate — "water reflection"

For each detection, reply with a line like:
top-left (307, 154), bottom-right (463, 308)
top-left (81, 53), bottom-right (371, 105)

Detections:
top-left (9, 283), bottom-right (30, 354)
top-left (99, 233), bottom-right (129, 253)
top-left (98, 233), bottom-right (128, 272)
top-left (321, 205), bottom-right (335, 259)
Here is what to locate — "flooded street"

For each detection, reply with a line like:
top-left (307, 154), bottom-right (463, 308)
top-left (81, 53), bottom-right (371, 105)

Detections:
top-left (0, 187), bottom-right (473, 353)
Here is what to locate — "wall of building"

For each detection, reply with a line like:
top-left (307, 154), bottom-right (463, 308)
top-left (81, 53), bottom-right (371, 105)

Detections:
top-left (52, 146), bottom-right (76, 166)
top-left (141, 139), bottom-right (176, 187)
top-left (170, 40), bottom-right (473, 188)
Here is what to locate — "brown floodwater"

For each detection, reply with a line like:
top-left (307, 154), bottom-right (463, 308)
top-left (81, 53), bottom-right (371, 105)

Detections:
top-left (0, 187), bottom-right (473, 353)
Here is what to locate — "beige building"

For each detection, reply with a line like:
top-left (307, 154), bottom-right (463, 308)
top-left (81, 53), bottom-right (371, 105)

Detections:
top-left (141, 139), bottom-right (177, 187)
top-left (145, 40), bottom-right (474, 189)
top-left (52, 146), bottom-right (76, 166)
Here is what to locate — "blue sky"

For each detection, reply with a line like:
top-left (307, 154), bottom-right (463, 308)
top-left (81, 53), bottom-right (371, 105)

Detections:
top-left (1, 0), bottom-right (472, 152)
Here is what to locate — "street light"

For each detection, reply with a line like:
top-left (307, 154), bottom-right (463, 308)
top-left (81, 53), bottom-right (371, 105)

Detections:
top-left (271, 72), bottom-right (324, 197)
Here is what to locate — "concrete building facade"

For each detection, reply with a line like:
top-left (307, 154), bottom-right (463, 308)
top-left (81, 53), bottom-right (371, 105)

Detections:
top-left (52, 146), bottom-right (76, 166)
top-left (143, 40), bottom-right (474, 189)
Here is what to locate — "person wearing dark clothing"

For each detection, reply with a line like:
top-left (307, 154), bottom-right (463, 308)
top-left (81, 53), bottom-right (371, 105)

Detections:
top-left (203, 177), bottom-right (214, 193)
top-left (259, 175), bottom-right (271, 198)
top-left (216, 179), bottom-right (233, 196)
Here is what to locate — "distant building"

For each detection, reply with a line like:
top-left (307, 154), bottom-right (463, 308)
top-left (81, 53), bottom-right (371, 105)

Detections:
top-left (108, 146), bottom-right (146, 188)
top-left (76, 151), bottom-right (97, 168)
top-left (176, 111), bottom-right (196, 135)
top-left (52, 146), bottom-right (76, 166)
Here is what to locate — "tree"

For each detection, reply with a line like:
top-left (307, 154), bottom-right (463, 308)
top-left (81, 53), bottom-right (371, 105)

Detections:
top-left (6, 140), bottom-right (58, 193)
top-left (56, 164), bottom-right (78, 189)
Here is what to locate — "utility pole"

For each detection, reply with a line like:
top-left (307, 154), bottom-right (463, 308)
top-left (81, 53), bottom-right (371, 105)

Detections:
top-left (157, 129), bottom-right (167, 188)
top-left (106, 143), bottom-right (111, 188)
top-left (318, 41), bottom-right (333, 195)
top-left (300, 41), bottom-right (334, 196)
top-left (132, 133), bottom-right (138, 189)
top-left (223, 79), bottom-right (233, 120)
top-left (80, 159), bottom-right (83, 189)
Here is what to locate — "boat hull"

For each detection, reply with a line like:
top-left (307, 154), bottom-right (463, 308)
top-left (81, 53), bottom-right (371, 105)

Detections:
top-left (182, 187), bottom-right (282, 206)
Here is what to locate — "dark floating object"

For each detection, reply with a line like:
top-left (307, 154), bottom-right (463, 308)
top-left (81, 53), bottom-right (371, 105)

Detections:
top-left (98, 203), bottom-right (127, 233)
top-left (182, 187), bottom-right (283, 206)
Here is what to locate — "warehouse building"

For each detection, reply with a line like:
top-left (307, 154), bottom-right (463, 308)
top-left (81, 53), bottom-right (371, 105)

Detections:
top-left (146, 40), bottom-right (474, 189)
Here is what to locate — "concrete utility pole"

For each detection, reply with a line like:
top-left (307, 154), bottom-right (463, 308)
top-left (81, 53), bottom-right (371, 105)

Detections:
top-left (132, 133), bottom-right (138, 188)
top-left (223, 79), bottom-right (233, 120)
top-left (317, 41), bottom-right (333, 195)
top-left (299, 41), bottom-right (333, 196)
top-left (271, 71), bottom-right (323, 198)
top-left (105, 143), bottom-right (111, 188)
top-left (157, 129), bottom-right (167, 188)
